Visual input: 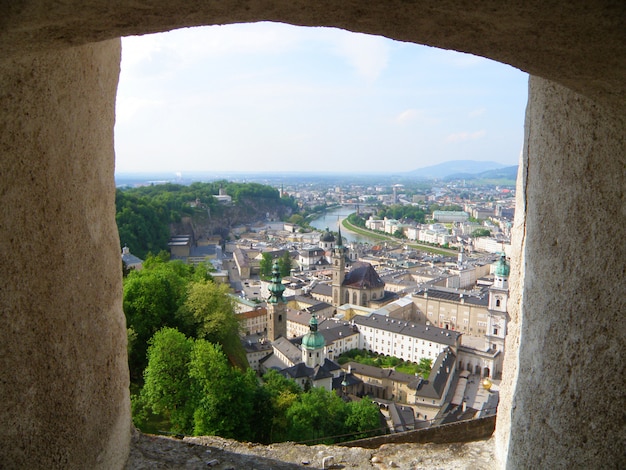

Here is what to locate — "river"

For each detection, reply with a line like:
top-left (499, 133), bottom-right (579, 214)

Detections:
top-left (309, 206), bottom-right (377, 244)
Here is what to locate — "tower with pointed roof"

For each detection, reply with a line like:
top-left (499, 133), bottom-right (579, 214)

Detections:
top-left (267, 261), bottom-right (287, 341)
top-left (487, 253), bottom-right (510, 354)
top-left (301, 314), bottom-right (326, 367)
top-left (331, 224), bottom-right (346, 307)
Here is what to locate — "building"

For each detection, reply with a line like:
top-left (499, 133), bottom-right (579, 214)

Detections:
top-left (2, 4), bottom-right (621, 468)
top-left (331, 226), bottom-right (386, 308)
top-left (353, 313), bottom-right (461, 363)
top-left (297, 246), bottom-right (327, 270)
top-left (236, 307), bottom-right (267, 336)
top-left (266, 262), bottom-right (287, 341)
top-left (432, 210), bottom-right (469, 223)
top-left (121, 246), bottom-right (143, 271)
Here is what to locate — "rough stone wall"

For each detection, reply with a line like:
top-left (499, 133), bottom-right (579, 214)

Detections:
top-left (0, 40), bottom-right (130, 468)
top-left (339, 415), bottom-right (496, 449)
top-left (496, 77), bottom-right (626, 468)
top-left (0, 2), bottom-right (624, 469)
top-left (1, 2), bottom-right (624, 107)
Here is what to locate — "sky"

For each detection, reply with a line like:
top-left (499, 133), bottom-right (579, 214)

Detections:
top-left (114, 22), bottom-right (528, 175)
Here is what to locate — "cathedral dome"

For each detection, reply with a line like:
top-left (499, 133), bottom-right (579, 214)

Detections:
top-left (495, 254), bottom-right (510, 277)
top-left (301, 315), bottom-right (326, 350)
top-left (320, 229), bottom-right (335, 243)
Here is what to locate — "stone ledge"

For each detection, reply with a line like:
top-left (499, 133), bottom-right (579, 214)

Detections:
top-left (126, 428), bottom-right (495, 469)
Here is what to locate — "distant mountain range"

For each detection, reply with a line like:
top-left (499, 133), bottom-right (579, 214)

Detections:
top-left (407, 160), bottom-right (517, 180)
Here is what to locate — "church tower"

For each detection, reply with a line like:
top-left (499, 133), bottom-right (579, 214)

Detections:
top-left (487, 253), bottom-right (510, 356)
top-left (331, 225), bottom-right (346, 307)
top-left (267, 261), bottom-right (286, 341)
top-left (301, 314), bottom-right (326, 367)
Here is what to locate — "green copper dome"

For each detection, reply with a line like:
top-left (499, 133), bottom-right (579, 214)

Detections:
top-left (495, 253), bottom-right (510, 277)
top-left (267, 261), bottom-right (285, 304)
top-left (302, 315), bottom-right (326, 350)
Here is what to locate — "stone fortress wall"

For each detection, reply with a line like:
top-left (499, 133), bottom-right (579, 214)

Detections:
top-left (0, 2), bottom-right (624, 468)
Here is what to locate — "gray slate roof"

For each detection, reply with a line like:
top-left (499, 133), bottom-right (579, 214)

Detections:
top-left (414, 348), bottom-right (456, 399)
top-left (413, 287), bottom-right (489, 307)
top-left (352, 313), bottom-right (461, 346)
top-left (311, 283), bottom-right (332, 296)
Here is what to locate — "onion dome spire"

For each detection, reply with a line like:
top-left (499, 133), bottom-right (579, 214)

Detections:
top-left (268, 261), bottom-right (285, 304)
top-left (495, 253), bottom-right (510, 278)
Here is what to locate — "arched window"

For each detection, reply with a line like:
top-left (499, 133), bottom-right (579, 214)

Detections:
top-left (344, 291), bottom-right (349, 303)
top-left (278, 314), bottom-right (282, 322)
top-left (352, 292), bottom-right (357, 304)
top-left (496, 298), bottom-right (501, 307)
top-left (362, 293), bottom-right (367, 305)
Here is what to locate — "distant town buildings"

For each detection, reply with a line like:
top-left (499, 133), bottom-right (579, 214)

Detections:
top-left (162, 176), bottom-right (515, 428)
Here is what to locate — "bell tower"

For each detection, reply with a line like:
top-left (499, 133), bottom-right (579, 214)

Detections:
top-left (267, 261), bottom-right (286, 341)
top-left (331, 225), bottom-right (346, 307)
top-left (486, 254), bottom-right (510, 371)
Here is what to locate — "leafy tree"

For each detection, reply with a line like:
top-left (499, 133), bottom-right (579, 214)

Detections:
top-left (345, 398), bottom-right (383, 440)
top-left (262, 369), bottom-right (302, 397)
top-left (140, 328), bottom-right (195, 434)
top-left (259, 252), bottom-right (273, 280)
top-left (346, 213), bottom-right (366, 228)
top-left (416, 358), bottom-right (433, 379)
top-left (278, 251), bottom-right (292, 277)
top-left (181, 280), bottom-right (248, 369)
top-left (261, 370), bottom-right (302, 442)
top-left (393, 229), bottom-right (406, 239)
top-left (189, 340), bottom-right (258, 441)
top-left (286, 387), bottom-right (348, 444)
top-left (116, 190), bottom-right (171, 258)
top-left (471, 228), bottom-right (492, 238)
top-left (123, 259), bottom-right (192, 378)
top-left (288, 214), bottom-right (304, 226)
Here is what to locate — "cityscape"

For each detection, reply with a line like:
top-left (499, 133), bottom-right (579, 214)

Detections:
top-left (121, 164), bottom-right (515, 439)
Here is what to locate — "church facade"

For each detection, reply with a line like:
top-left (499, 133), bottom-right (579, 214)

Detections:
top-left (331, 226), bottom-right (385, 308)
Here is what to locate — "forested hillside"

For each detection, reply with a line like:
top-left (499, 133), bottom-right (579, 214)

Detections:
top-left (116, 181), bottom-right (298, 258)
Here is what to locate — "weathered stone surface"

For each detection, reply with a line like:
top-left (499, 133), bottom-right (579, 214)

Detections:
top-left (0, 2), bottom-right (624, 469)
top-left (1, 2), bottom-right (624, 108)
top-left (126, 431), bottom-right (496, 469)
top-left (0, 39), bottom-right (130, 468)
top-left (496, 76), bottom-right (626, 469)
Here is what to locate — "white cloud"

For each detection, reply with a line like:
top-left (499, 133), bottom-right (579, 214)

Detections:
top-left (446, 130), bottom-right (487, 142)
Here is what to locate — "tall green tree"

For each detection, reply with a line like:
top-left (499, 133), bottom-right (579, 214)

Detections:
top-left (189, 341), bottom-right (258, 440)
top-left (123, 259), bottom-right (192, 378)
top-left (259, 252), bottom-right (273, 280)
top-left (140, 328), bottom-right (195, 434)
top-left (278, 251), bottom-right (293, 277)
top-left (262, 370), bottom-right (302, 442)
top-left (181, 280), bottom-right (247, 369)
top-left (286, 387), bottom-right (348, 444)
top-left (345, 398), bottom-right (382, 440)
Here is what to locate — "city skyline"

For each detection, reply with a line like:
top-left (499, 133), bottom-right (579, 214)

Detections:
top-left (114, 22), bottom-right (528, 175)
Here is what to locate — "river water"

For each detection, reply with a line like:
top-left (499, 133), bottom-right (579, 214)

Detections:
top-left (309, 206), bottom-right (376, 244)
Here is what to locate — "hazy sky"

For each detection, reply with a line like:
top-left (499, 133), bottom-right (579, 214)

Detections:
top-left (114, 22), bottom-right (528, 175)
